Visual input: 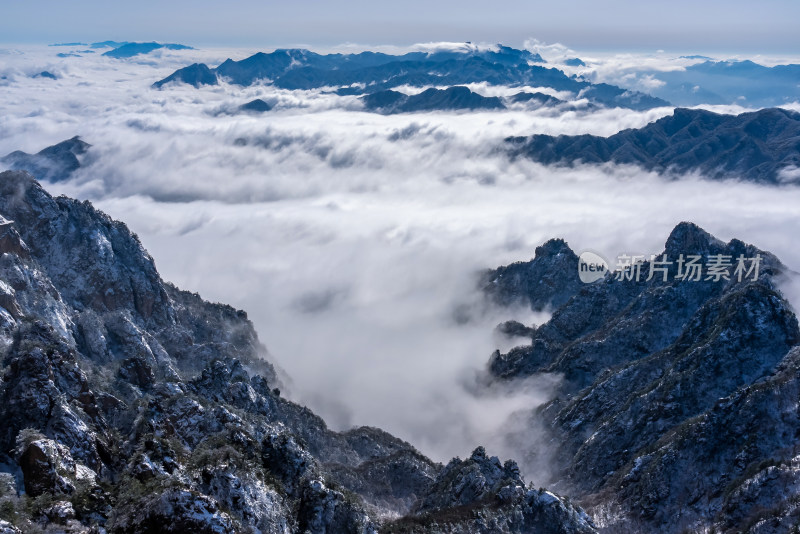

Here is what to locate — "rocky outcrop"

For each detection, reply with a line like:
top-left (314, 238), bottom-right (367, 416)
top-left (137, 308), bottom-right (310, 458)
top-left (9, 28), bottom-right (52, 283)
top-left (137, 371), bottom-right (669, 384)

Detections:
top-left (480, 238), bottom-right (582, 311)
top-left (485, 221), bottom-right (800, 532)
top-left (382, 447), bottom-right (596, 534)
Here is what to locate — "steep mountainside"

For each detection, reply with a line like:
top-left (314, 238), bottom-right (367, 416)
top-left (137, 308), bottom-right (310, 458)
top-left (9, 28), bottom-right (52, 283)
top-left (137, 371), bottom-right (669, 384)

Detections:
top-left (507, 107), bottom-right (800, 183)
top-left (0, 170), bottom-right (595, 533)
top-left (484, 222), bottom-right (800, 532)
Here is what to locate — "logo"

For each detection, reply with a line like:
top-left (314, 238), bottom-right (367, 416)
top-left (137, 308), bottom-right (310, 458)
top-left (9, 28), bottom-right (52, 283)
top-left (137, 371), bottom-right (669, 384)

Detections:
top-left (578, 251), bottom-right (609, 284)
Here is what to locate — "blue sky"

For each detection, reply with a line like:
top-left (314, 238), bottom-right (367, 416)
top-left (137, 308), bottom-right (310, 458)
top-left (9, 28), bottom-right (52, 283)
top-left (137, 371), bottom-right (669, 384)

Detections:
top-left (1, 0), bottom-right (798, 52)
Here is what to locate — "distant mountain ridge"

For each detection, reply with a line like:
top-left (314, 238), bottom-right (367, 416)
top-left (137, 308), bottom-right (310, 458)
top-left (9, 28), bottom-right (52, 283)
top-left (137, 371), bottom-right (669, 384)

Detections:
top-left (154, 44), bottom-right (670, 111)
top-left (636, 59), bottom-right (800, 107)
top-left (50, 41), bottom-right (194, 59)
top-left (507, 107), bottom-right (800, 183)
top-left (1, 136), bottom-right (90, 183)
top-left (6, 107), bottom-right (800, 186)
top-left (103, 42), bottom-right (193, 58)
top-left (362, 86), bottom-right (505, 113)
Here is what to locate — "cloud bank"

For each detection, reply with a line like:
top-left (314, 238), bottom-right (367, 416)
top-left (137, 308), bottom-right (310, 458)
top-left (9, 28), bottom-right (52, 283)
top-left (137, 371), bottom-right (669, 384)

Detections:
top-left (3, 45), bottom-right (800, 479)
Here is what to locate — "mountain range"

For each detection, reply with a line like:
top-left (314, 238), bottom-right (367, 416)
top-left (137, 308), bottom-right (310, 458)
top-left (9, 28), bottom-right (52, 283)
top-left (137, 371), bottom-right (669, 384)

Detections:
top-left (362, 86), bottom-right (505, 113)
top-left (102, 42), bottom-right (194, 59)
top-left (49, 41), bottom-right (193, 59)
top-left (6, 107), bottom-right (800, 186)
top-left (360, 87), bottom-right (588, 114)
top-left (636, 59), bottom-right (800, 107)
top-left (507, 107), bottom-right (800, 183)
top-left (153, 45), bottom-right (669, 112)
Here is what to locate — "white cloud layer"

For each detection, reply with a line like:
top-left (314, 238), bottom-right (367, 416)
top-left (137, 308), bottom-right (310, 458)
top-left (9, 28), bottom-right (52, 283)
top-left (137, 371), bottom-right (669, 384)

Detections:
top-left (2, 46), bottom-right (800, 480)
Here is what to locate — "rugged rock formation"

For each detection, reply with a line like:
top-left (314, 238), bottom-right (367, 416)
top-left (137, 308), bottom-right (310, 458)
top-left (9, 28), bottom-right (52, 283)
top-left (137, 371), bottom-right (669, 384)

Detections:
top-left (0, 170), bottom-right (594, 533)
top-left (480, 238), bottom-right (582, 312)
top-left (383, 447), bottom-right (595, 534)
top-left (485, 222), bottom-right (800, 532)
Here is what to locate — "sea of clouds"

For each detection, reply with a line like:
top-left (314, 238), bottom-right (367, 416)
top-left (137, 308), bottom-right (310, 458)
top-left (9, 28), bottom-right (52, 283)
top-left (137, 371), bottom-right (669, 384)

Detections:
top-left (2, 42), bottom-right (800, 482)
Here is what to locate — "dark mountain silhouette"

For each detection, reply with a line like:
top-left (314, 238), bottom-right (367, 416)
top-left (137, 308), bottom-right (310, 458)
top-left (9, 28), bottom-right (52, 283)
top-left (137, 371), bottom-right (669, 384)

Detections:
top-left (153, 63), bottom-right (217, 88)
top-left (510, 91), bottom-right (565, 106)
top-left (507, 107), bottom-right (800, 183)
top-left (1, 136), bottom-right (90, 182)
top-left (362, 86), bottom-right (505, 113)
top-left (238, 98), bottom-right (272, 113)
top-left (103, 42), bottom-right (193, 59)
top-left (154, 45), bottom-right (669, 111)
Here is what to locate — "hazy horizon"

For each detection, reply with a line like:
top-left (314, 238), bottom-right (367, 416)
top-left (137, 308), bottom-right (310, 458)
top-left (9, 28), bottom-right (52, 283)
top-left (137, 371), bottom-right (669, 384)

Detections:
top-left (2, 0), bottom-right (800, 53)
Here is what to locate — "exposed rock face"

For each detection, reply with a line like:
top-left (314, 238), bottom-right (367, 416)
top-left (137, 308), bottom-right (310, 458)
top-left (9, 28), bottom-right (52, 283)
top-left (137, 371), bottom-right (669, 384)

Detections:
top-left (113, 488), bottom-right (236, 533)
top-left (485, 221), bottom-right (800, 532)
top-left (0, 170), bottom-right (593, 533)
top-left (17, 437), bottom-right (89, 497)
top-left (507, 107), bottom-right (800, 183)
top-left (480, 238), bottom-right (581, 311)
top-left (382, 447), bottom-right (596, 534)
